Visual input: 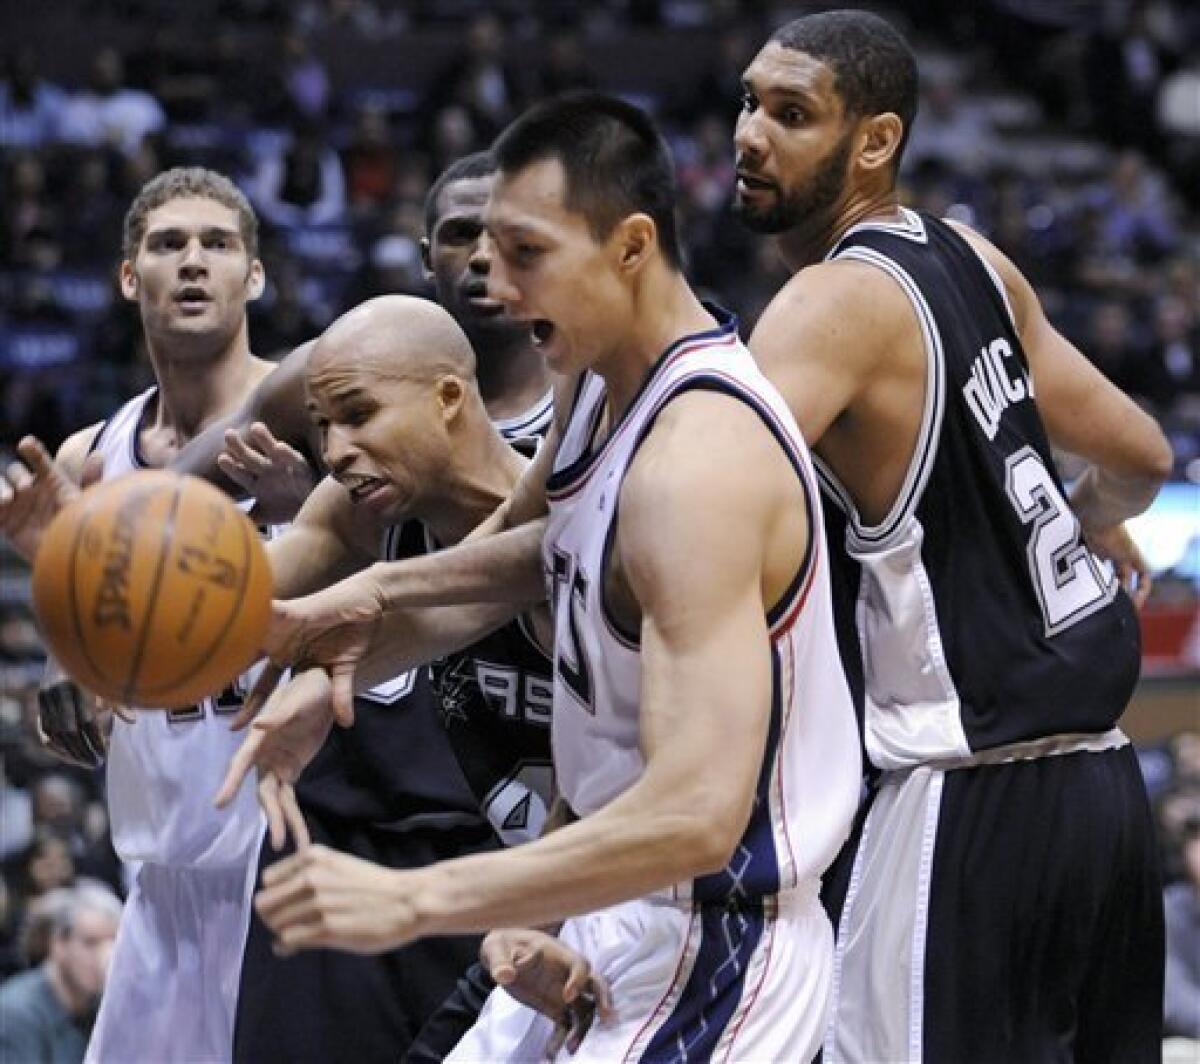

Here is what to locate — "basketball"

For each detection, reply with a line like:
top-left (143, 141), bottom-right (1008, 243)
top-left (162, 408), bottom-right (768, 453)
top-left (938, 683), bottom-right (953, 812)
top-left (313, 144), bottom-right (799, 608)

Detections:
top-left (30, 471), bottom-right (273, 709)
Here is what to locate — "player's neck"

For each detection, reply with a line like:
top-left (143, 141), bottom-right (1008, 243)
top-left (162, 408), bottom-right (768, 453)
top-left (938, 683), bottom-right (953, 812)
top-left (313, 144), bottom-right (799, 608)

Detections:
top-left (145, 326), bottom-right (265, 446)
top-left (476, 339), bottom-right (551, 422)
top-left (778, 191), bottom-right (904, 271)
top-left (424, 415), bottom-right (525, 546)
top-left (596, 270), bottom-right (714, 425)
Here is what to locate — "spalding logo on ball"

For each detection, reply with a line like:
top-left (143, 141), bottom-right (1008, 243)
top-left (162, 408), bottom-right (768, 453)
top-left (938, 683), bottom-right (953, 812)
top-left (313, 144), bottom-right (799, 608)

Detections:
top-left (32, 471), bottom-right (273, 709)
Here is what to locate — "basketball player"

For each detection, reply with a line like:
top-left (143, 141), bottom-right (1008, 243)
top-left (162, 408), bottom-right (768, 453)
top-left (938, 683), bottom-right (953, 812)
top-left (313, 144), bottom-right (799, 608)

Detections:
top-left (40, 167), bottom-right (278, 1063)
top-left (251, 93), bottom-right (862, 1063)
top-left (730, 13), bottom-right (1170, 1061)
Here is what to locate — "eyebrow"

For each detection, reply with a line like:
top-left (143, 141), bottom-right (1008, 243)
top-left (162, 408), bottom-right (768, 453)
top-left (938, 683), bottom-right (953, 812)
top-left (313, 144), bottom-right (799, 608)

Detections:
top-left (742, 77), bottom-right (820, 105)
top-left (146, 225), bottom-right (242, 242)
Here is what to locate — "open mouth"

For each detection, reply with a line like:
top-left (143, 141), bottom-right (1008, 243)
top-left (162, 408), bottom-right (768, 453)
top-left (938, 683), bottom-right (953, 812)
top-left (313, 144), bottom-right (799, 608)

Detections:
top-left (736, 171), bottom-right (776, 193)
top-left (174, 286), bottom-right (212, 311)
top-left (340, 474), bottom-right (392, 505)
top-left (530, 320), bottom-right (555, 348)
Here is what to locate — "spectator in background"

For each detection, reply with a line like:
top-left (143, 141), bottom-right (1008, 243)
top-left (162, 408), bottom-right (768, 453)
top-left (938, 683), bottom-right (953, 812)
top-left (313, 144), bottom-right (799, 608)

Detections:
top-left (57, 48), bottom-right (165, 158)
top-left (0, 154), bottom-right (63, 271)
top-left (427, 104), bottom-right (481, 179)
top-left (0, 48), bottom-right (66, 150)
top-left (1148, 295), bottom-right (1200, 416)
top-left (341, 104), bottom-right (399, 211)
top-left (1165, 815), bottom-right (1200, 1038)
top-left (1085, 299), bottom-right (1142, 396)
top-left (905, 64), bottom-right (1000, 176)
top-left (279, 31), bottom-right (331, 124)
top-left (252, 120), bottom-right (347, 227)
top-left (425, 12), bottom-right (523, 143)
top-left (532, 28), bottom-right (598, 97)
top-left (0, 884), bottom-right (121, 1064)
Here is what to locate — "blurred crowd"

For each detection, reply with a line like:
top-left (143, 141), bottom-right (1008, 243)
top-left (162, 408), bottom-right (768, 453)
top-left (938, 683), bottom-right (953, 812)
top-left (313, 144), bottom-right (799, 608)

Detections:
top-left (1, 0), bottom-right (1198, 1053)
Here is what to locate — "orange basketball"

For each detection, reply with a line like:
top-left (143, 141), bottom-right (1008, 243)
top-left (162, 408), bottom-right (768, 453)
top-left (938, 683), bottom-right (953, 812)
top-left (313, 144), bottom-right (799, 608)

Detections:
top-left (31, 471), bottom-right (273, 709)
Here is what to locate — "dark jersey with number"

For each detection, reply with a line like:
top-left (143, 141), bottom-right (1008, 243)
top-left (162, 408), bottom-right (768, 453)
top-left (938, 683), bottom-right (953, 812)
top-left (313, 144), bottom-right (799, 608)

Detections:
top-left (816, 210), bottom-right (1141, 770)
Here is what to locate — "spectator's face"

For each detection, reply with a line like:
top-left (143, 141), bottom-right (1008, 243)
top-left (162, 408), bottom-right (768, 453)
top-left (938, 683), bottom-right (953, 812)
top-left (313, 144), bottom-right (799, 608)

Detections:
top-left (487, 158), bottom-right (636, 376)
top-left (306, 345), bottom-right (454, 523)
top-left (424, 174), bottom-right (528, 352)
top-left (53, 907), bottom-right (118, 1003)
top-left (28, 837), bottom-right (73, 894)
top-left (121, 196), bottom-right (263, 355)
top-left (734, 43), bottom-right (855, 235)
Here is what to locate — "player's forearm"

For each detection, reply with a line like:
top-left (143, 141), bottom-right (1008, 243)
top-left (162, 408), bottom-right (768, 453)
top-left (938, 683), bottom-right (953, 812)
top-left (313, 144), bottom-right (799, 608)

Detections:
top-left (352, 601), bottom-right (523, 691)
top-left (371, 518), bottom-right (547, 612)
top-left (172, 411), bottom-right (243, 491)
top-left (397, 774), bottom-right (736, 938)
top-left (1069, 463), bottom-right (1168, 531)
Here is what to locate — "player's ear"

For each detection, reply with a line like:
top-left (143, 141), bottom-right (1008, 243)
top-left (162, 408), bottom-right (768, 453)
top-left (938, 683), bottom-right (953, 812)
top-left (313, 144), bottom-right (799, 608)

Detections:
top-left (118, 260), bottom-right (138, 302)
top-left (419, 238), bottom-right (433, 279)
top-left (857, 112), bottom-right (904, 176)
top-left (436, 375), bottom-right (465, 423)
top-left (246, 259), bottom-right (266, 301)
top-left (613, 213), bottom-right (656, 275)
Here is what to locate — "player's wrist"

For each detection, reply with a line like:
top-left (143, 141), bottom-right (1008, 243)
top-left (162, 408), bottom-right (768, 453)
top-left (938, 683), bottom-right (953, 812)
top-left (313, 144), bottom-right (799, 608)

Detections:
top-left (399, 863), bottom-right (457, 940)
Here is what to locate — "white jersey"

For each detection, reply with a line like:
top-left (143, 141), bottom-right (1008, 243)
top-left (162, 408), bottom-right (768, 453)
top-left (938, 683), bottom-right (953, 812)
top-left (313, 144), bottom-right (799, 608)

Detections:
top-left (92, 388), bottom-right (269, 869)
top-left (543, 313), bottom-right (861, 905)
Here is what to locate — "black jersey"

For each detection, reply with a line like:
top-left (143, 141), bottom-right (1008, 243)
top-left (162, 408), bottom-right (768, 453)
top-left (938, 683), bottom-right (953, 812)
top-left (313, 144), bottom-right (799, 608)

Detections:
top-left (817, 210), bottom-right (1140, 769)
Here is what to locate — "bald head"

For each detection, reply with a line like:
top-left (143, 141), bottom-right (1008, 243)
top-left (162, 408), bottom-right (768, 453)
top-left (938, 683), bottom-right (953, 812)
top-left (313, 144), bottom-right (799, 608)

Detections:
top-left (310, 295), bottom-right (477, 385)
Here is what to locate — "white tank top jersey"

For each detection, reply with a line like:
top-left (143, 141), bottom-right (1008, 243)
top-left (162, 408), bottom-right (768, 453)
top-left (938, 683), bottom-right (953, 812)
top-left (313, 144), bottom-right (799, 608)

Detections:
top-left (543, 310), bottom-right (861, 905)
top-left (91, 388), bottom-right (270, 869)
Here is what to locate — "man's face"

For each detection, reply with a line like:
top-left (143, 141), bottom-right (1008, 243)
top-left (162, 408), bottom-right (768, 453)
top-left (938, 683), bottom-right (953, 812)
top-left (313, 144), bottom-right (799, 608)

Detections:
top-left (306, 353), bottom-right (449, 524)
top-left (54, 907), bottom-right (118, 1004)
top-left (486, 159), bottom-right (629, 376)
top-left (121, 196), bottom-right (261, 354)
top-left (425, 175), bottom-right (528, 351)
top-left (733, 43), bottom-right (854, 235)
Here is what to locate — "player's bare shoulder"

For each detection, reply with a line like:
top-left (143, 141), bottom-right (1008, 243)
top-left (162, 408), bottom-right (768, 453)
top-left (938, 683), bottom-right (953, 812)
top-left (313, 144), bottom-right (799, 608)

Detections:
top-left (56, 423), bottom-right (105, 484)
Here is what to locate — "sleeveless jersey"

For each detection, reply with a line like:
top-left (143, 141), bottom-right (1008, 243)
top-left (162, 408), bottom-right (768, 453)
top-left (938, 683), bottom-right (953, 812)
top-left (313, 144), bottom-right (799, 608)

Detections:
top-left (819, 209), bottom-right (1141, 771)
top-left (543, 309), bottom-right (861, 905)
top-left (94, 388), bottom-right (270, 869)
top-left (425, 401), bottom-right (556, 847)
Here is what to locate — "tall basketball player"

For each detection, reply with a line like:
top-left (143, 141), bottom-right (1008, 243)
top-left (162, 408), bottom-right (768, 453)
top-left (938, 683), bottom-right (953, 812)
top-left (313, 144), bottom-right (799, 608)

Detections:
top-left (252, 94), bottom-right (862, 1063)
top-left (732, 13), bottom-right (1170, 1061)
top-left (46, 167), bottom-right (276, 1063)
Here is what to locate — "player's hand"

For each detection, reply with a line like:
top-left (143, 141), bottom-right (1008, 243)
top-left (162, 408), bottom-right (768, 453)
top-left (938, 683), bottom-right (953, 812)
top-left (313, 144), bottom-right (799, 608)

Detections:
top-left (1084, 522), bottom-right (1153, 608)
top-left (248, 573), bottom-right (386, 727)
top-left (481, 928), bottom-right (613, 1053)
top-left (35, 656), bottom-right (131, 768)
top-left (216, 668), bottom-right (334, 850)
top-left (217, 422), bottom-right (316, 525)
top-left (256, 843), bottom-right (419, 955)
top-left (0, 437), bottom-right (82, 562)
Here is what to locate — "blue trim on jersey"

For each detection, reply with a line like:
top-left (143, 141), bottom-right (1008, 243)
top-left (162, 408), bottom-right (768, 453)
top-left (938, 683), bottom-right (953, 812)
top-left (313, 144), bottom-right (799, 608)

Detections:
top-left (641, 904), bottom-right (766, 1063)
top-left (694, 646), bottom-right (784, 904)
top-left (546, 304), bottom-right (739, 496)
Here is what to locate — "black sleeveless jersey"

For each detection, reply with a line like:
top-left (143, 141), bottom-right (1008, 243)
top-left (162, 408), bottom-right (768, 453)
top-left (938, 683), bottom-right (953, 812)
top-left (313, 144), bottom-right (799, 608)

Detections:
top-left (817, 210), bottom-right (1140, 770)
top-left (296, 515), bottom-right (485, 834)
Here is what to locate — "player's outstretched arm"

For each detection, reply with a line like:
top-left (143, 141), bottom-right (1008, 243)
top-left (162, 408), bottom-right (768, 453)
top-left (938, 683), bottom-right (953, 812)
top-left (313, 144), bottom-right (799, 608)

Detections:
top-left (955, 224), bottom-right (1174, 603)
top-left (0, 428), bottom-right (100, 562)
top-left (172, 340), bottom-right (321, 522)
top-left (252, 393), bottom-right (798, 952)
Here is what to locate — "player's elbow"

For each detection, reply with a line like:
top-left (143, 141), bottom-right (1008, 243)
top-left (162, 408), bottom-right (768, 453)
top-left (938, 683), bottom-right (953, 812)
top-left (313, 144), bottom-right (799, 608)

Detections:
top-left (667, 800), bottom-right (753, 877)
top-left (1144, 428), bottom-right (1175, 485)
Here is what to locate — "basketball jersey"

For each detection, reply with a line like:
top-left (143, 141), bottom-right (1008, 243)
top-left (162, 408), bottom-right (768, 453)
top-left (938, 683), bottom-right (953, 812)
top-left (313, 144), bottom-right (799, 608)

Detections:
top-left (819, 209), bottom-right (1141, 771)
top-left (425, 395), bottom-right (556, 846)
top-left (544, 309), bottom-right (861, 904)
top-left (92, 388), bottom-right (269, 869)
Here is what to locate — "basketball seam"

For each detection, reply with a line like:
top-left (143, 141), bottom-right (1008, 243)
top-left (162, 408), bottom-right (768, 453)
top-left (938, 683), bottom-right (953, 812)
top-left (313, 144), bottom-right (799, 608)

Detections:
top-left (125, 481), bottom-right (184, 703)
top-left (134, 502), bottom-right (258, 699)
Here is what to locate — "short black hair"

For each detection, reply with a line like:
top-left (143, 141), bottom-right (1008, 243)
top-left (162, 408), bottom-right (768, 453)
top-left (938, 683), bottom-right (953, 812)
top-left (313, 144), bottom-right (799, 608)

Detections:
top-left (772, 10), bottom-right (919, 165)
top-left (424, 151), bottom-right (497, 236)
top-left (492, 92), bottom-right (683, 270)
